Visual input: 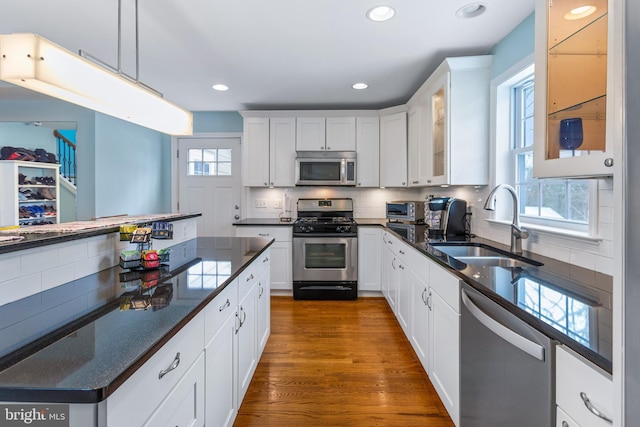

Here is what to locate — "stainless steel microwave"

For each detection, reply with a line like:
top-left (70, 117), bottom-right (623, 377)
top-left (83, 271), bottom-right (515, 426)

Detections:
top-left (386, 201), bottom-right (425, 222)
top-left (295, 151), bottom-right (356, 186)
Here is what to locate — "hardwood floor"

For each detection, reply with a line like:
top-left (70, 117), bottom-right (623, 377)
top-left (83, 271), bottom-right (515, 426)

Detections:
top-left (234, 296), bottom-right (454, 427)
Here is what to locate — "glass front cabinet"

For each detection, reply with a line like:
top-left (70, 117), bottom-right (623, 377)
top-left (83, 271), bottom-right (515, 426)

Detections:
top-left (534, 0), bottom-right (620, 177)
top-left (407, 55), bottom-right (492, 187)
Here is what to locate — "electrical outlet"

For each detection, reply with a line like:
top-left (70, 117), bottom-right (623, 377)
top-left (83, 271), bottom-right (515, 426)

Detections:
top-left (255, 199), bottom-right (267, 208)
top-left (273, 199), bottom-right (282, 209)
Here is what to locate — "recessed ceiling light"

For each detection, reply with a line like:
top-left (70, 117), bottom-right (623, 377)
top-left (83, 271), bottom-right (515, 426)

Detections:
top-left (455, 3), bottom-right (487, 19)
top-left (564, 5), bottom-right (597, 20)
top-left (212, 84), bottom-right (229, 91)
top-left (366, 5), bottom-right (396, 22)
top-left (352, 82), bottom-right (369, 90)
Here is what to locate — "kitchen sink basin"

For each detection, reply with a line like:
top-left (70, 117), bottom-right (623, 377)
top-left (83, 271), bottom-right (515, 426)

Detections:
top-left (430, 243), bottom-right (543, 268)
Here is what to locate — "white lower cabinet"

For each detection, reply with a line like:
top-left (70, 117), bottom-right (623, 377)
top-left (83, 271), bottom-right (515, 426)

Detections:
top-left (556, 345), bottom-right (613, 427)
top-left (235, 226), bottom-right (292, 290)
top-left (428, 289), bottom-right (460, 425)
top-left (103, 252), bottom-right (271, 427)
top-left (205, 279), bottom-right (239, 427)
top-left (358, 227), bottom-right (382, 292)
top-left (106, 313), bottom-right (205, 427)
top-left (382, 231), bottom-right (461, 426)
top-left (381, 232), bottom-right (398, 311)
top-left (144, 353), bottom-right (205, 427)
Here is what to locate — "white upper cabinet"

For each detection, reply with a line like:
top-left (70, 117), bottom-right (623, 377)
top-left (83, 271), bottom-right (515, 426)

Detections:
top-left (533, 0), bottom-right (618, 177)
top-left (379, 110), bottom-right (408, 188)
top-left (269, 118), bottom-right (297, 187)
top-left (355, 116), bottom-right (380, 187)
top-left (408, 55), bottom-right (492, 187)
top-left (296, 117), bottom-right (326, 151)
top-left (326, 117), bottom-right (357, 151)
top-left (296, 116), bottom-right (356, 151)
top-left (242, 117), bottom-right (270, 187)
top-left (241, 116), bottom-right (296, 187)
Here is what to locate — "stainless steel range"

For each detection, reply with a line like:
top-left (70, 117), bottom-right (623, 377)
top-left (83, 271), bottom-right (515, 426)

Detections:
top-left (292, 198), bottom-right (358, 300)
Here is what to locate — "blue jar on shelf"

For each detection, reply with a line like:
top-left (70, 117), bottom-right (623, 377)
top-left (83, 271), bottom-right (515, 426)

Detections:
top-left (559, 117), bottom-right (583, 150)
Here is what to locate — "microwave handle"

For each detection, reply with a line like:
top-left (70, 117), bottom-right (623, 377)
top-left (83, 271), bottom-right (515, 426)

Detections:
top-left (341, 158), bottom-right (347, 185)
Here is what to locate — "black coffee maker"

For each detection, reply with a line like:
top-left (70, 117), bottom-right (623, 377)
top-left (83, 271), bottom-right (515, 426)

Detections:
top-left (425, 197), bottom-right (468, 238)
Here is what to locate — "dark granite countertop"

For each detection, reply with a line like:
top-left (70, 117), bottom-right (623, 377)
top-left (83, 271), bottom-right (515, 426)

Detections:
top-left (0, 236), bottom-right (273, 403)
top-left (0, 213), bottom-right (202, 255)
top-left (233, 218), bottom-right (294, 226)
top-left (385, 227), bottom-right (613, 373)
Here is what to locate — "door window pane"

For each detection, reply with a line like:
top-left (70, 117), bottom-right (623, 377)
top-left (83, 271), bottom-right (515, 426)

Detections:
top-left (187, 148), bottom-right (232, 176)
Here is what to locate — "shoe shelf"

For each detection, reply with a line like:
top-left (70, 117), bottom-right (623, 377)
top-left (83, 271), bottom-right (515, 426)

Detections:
top-left (0, 160), bottom-right (60, 227)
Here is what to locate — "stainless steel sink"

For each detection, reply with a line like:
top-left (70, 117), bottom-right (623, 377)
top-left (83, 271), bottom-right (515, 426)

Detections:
top-left (430, 243), bottom-right (543, 268)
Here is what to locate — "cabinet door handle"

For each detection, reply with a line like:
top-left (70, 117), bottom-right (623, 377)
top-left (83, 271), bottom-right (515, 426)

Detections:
top-left (158, 352), bottom-right (180, 379)
top-left (413, 180), bottom-right (419, 184)
top-left (580, 392), bottom-right (613, 423)
top-left (240, 306), bottom-right (247, 326)
top-left (259, 283), bottom-right (264, 298)
top-left (421, 287), bottom-right (427, 305)
top-left (264, 182), bottom-right (268, 186)
top-left (235, 311), bottom-right (241, 334)
top-left (391, 258), bottom-right (396, 270)
top-left (426, 290), bottom-right (432, 310)
top-left (219, 298), bottom-right (231, 312)
top-left (562, 422), bottom-right (569, 427)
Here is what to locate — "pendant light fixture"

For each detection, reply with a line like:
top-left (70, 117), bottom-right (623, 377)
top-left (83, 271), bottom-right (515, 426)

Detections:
top-left (0, 1), bottom-right (193, 136)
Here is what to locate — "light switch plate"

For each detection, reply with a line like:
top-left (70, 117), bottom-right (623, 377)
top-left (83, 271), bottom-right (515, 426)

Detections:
top-left (255, 199), bottom-right (267, 208)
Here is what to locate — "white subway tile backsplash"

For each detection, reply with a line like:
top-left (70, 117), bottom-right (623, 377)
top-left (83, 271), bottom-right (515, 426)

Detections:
top-left (21, 248), bottom-right (60, 275)
top-left (570, 249), bottom-right (597, 271)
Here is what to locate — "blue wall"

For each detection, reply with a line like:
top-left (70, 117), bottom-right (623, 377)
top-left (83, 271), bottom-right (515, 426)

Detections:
top-left (489, 13), bottom-right (535, 78)
top-left (193, 111), bottom-right (243, 133)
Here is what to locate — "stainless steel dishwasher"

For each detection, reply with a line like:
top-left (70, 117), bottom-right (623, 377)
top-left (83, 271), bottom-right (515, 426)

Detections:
top-left (460, 282), bottom-right (555, 426)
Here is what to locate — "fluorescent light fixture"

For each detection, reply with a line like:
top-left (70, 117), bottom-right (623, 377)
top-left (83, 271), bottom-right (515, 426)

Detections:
top-left (0, 33), bottom-right (193, 135)
top-left (212, 84), bottom-right (229, 91)
top-left (352, 82), bottom-right (368, 90)
top-left (455, 3), bottom-right (487, 19)
top-left (564, 5), bottom-right (597, 20)
top-left (366, 6), bottom-right (395, 22)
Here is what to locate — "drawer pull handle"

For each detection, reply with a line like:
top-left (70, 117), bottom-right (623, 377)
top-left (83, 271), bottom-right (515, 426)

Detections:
top-left (158, 352), bottom-right (181, 379)
top-left (219, 298), bottom-right (231, 312)
top-left (399, 250), bottom-right (405, 255)
top-left (263, 257), bottom-right (269, 263)
top-left (246, 274), bottom-right (254, 282)
top-left (580, 392), bottom-right (613, 424)
top-left (258, 233), bottom-right (269, 237)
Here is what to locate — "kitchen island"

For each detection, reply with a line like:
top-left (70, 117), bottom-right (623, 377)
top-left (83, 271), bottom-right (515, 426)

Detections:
top-left (0, 236), bottom-right (273, 427)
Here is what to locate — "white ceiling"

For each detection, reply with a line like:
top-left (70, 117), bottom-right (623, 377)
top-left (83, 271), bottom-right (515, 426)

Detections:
top-left (0, 0), bottom-right (535, 112)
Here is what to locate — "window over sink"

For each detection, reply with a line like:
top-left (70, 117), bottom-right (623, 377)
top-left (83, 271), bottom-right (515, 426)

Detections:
top-left (495, 57), bottom-right (597, 236)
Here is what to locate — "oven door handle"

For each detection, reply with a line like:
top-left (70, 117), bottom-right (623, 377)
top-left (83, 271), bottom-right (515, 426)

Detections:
top-left (461, 289), bottom-right (545, 361)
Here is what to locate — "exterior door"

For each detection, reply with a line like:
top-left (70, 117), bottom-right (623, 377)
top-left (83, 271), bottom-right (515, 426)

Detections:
top-left (177, 136), bottom-right (241, 237)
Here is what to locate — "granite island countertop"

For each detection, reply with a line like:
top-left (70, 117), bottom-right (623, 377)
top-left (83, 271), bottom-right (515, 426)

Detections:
top-left (0, 236), bottom-right (273, 403)
top-left (0, 213), bottom-right (202, 255)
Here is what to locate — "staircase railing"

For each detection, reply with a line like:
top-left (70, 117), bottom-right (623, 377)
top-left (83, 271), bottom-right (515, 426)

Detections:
top-left (53, 130), bottom-right (76, 185)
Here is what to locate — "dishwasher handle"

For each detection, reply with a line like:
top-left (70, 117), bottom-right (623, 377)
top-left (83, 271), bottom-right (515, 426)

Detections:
top-left (461, 288), bottom-right (545, 361)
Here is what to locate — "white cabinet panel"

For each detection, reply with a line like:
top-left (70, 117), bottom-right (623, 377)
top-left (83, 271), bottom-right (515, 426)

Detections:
top-left (235, 227), bottom-right (292, 290)
top-left (296, 117), bottom-right (326, 151)
top-left (379, 111), bottom-right (408, 187)
top-left (242, 117), bottom-right (270, 187)
top-left (326, 116), bottom-right (356, 151)
top-left (355, 116), bottom-right (380, 187)
top-left (357, 227), bottom-right (382, 292)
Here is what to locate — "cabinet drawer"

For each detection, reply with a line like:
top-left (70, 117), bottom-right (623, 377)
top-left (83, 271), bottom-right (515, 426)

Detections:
top-left (556, 345), bottom-right (613, 426)
top-left (143, 353), bottom-right (205, 427)
top-left (204, 279), bottom-right (239, 346)
top-left (429, 263), bottom-right (460, 312)
top-left (106, 312), bottom-right (205, 427)
top-left (235, 226), bottom-right (291, 242)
